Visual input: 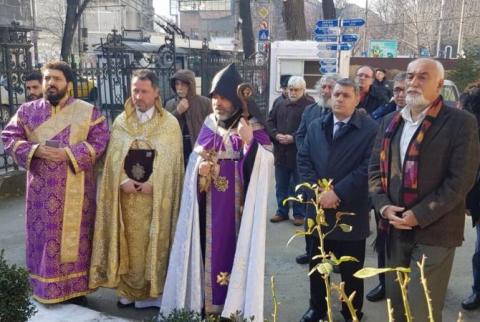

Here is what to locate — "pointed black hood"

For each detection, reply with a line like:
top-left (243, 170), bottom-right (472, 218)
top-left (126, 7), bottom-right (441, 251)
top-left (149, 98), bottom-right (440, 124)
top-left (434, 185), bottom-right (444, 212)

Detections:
top-left (209, 63), bottom-right (243, 128)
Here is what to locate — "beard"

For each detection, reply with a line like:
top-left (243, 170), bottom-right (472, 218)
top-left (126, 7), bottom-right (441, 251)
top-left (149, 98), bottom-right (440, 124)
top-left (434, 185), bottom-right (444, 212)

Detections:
top-left (45, 85), bottom-right (68, 106)
top-left (289, 95), bottom-right (301, 102)
top-left (318, 96), bottom-right (332, 108)
top-left (406, 91), bottom-right (430, 108)
top-left (27, 94), bottom-right (42, 101)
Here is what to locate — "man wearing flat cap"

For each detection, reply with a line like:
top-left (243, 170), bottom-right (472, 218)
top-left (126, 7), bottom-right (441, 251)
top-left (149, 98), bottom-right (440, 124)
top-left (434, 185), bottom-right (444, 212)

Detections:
top-left (161, 63), bottom-right (273, 321)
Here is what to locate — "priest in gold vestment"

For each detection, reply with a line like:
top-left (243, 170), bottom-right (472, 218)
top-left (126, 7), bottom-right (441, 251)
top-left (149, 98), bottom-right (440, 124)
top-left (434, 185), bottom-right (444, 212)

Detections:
top-left (89, 70), bottom-right (184, 308)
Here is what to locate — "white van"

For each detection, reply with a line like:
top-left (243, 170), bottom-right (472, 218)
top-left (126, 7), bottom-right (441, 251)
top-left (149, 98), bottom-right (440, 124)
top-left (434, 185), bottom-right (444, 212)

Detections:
top-left (268, 40), bottom-right (351, 109)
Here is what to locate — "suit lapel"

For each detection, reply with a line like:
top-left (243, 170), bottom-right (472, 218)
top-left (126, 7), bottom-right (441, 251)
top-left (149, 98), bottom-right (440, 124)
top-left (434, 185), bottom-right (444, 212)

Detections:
top-left (420, 104), bottom-right (449, 151)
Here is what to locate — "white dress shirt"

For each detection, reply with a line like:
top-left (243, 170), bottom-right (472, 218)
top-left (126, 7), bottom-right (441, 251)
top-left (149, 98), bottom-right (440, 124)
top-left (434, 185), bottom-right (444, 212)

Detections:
top-left (136, 106), bottom-right (154, 124)
top-left (399, 105), bottom-right (430, 166)
top-left (332, 114), bottom-right (352, 137)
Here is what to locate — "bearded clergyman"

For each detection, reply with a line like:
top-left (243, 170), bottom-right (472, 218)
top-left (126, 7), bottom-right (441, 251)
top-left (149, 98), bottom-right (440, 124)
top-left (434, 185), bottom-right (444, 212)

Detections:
top-left (1, 60), bottom-right (110, 304)
top-left (161, 63), bottom-right (274, 320)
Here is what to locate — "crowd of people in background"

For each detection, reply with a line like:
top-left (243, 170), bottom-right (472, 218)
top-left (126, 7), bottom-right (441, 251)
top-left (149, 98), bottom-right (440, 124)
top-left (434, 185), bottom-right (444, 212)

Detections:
top-left (1, 57), bottom-right (480, 322)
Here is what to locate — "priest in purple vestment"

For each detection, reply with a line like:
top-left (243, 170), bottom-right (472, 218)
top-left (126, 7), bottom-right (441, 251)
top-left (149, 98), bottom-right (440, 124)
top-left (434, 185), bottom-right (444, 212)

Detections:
top-left (161, 63), bottom-right (274, 320)
top-left (1, 61), bottom-right (109, 304)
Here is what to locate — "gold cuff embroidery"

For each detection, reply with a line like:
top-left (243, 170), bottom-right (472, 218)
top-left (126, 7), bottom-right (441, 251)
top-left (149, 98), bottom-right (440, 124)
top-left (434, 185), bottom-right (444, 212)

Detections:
top-left (83, 141), bottom-right (96, 164)
top-left (90, 115), bottom-right (106, 127)
top-left (64, 147), bottom-right (81, 174)
top-left (26, 144), bottom-right (39, 170)
top-left (30, 271), bottom-right (87, 283)
top-left (12, 140), bottom-right (29, 164)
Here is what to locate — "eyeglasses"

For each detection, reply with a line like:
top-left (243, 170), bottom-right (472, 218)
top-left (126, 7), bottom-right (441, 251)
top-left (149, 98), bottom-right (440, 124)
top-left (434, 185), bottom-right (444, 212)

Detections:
top-left (288, 87), bottom-right (303, 92)
top-left (393, 88), bottom-right (406, 93)
top-left (356, 73), bottom-right (372, 79)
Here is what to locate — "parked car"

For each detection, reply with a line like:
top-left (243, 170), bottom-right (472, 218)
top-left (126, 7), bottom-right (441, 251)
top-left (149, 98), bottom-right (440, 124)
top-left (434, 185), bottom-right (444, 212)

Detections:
top-left (442, 79), bottom-right (460, 108)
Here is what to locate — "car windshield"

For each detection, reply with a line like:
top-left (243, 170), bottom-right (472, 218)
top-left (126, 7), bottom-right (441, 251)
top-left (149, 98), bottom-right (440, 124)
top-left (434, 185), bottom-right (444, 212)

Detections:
top-left (442, 85), bottom-right (458, 102)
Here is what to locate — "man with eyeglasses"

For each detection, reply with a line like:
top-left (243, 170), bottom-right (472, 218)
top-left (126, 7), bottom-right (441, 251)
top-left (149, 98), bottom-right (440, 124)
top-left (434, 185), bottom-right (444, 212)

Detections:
top-left (355, 65), bottom-right (390, 115)
top-left (371, 72), bottom-right (407, 122)
top-left (268, 76), bottom-right (314, 226)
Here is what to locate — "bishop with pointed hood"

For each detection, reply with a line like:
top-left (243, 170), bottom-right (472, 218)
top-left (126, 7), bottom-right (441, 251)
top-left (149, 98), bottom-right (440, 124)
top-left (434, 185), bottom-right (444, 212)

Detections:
top-left (161, 63), bottom-right (274, 320)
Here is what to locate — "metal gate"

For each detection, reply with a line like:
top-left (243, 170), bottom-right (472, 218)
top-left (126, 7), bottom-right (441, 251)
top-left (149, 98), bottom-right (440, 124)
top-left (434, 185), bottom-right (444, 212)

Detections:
top-left (0, 22), bottom-right (32, 173)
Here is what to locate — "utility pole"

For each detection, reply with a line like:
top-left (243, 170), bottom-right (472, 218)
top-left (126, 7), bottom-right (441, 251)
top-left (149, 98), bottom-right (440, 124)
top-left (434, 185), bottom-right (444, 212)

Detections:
top-left (30, 0), bottom-right (39, 66)
top-left (436, 0), bottom-right (445, 57)
top-left (362, 0), bottom-right (368, 54)
top-left (457, 0), bottom-right (466, 57)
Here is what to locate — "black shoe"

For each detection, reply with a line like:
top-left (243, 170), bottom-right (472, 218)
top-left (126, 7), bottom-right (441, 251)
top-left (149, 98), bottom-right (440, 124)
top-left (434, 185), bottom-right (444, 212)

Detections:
top-left (366, 283), bottom-right (385, 302)
top-left (462, 292), bottom-right (480, 310)
top-left (296, 253), bottom-right (310, 265)
top-left (299, 307), bottom-right (325, 322)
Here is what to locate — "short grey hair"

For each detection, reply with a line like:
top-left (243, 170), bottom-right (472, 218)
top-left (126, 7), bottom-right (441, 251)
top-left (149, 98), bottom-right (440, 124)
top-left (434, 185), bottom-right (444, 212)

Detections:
top-left (315, 74), bottom-right (338, 90)
top-left (408, 58), bottom-right (445, 80)
top-left (288, 76), bottom-right (306, 89)
top-left (393, 72), bottom-right (407, 82)
top-left (335, 78), bottom-right (360, 96)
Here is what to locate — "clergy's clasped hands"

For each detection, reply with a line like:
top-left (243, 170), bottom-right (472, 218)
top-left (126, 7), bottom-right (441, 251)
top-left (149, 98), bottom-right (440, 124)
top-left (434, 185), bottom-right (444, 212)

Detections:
top-left (121, 179), bottom-right (153, 195)
top-left (34, 145), bottom-right (68, 162)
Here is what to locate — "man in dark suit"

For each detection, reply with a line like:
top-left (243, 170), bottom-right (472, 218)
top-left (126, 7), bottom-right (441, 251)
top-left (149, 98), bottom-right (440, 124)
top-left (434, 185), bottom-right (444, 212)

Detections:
top-left (297, 78), bottom-right (378, 322)
top-left (355, 65), bottom-right (389, 115)
top-left (369, 58), bottom-right (480, 322)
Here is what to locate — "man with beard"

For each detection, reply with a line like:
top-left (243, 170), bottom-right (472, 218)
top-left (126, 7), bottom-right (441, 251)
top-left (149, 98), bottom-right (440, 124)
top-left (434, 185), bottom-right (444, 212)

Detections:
top-left (268, 76), bottom-right (315, 226)
top-left (89, 70), bottom-right (183, 308)
top-left (1, 60), bottom-right (110, 304)
top-left (294, 74), bottom-right (338, 265)
top-left (161, 63), bottom-right (273, 321)
top-left (355, 65), bottom-right (389, 115)
top-left (25, 71), bottom-right (43, 101)
top-left (369, 58), bottom-right (480, 321)
top-left (165, 69), bottom-right (212, 165)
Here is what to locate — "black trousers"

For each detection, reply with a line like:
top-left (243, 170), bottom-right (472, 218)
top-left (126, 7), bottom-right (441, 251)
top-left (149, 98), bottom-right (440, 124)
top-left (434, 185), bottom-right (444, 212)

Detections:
top-left (309, 237), bottom-right (366, 320)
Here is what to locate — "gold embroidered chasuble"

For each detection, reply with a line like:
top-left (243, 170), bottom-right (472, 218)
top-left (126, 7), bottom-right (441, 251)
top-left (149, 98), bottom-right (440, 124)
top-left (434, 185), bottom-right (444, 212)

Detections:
top-left (89, 98), bottom-right (184, 299)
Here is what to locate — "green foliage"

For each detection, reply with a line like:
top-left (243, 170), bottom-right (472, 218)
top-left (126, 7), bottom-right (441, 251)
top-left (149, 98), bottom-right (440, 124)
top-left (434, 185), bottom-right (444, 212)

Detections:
top-left (0, 249), bottom-right (37, 322)
top-left (448, 44), bottom-right (480, 92)
top-left (156, 309), bottom-right (255, 322)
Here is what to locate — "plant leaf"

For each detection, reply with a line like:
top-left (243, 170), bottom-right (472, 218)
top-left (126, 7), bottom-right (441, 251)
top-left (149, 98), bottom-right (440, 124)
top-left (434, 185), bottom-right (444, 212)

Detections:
top-left (286, 231), bottom-right (307, 247)
top-left (353, 266), bottom-right (411, 279)
top-left (282, 196), bottom-right (302, 206)
top-left (338, 224), bottom-right (353, 232)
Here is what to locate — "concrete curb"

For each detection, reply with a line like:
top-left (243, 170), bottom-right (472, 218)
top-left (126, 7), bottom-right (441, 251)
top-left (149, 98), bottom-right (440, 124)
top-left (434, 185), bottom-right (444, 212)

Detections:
top-left (0, 170), bottom-right (26, 198)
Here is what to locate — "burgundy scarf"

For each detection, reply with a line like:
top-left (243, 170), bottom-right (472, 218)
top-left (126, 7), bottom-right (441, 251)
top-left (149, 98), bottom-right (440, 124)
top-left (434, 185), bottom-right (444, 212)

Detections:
top-left (380, 97), bottom-right (443, 206)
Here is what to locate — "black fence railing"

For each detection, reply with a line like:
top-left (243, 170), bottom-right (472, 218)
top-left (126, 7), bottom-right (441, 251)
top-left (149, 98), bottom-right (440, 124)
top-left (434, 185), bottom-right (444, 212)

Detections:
top-left (0, 28), bottom-right (270, 175)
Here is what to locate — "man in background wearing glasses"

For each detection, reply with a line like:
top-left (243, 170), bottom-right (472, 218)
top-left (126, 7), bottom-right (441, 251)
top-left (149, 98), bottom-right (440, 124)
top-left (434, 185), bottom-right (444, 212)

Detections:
top-left (355, 65), bottom-right (390, 115)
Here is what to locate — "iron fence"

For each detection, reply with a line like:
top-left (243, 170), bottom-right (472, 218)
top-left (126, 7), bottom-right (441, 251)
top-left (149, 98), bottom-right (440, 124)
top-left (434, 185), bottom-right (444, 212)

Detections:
top-left (0, 27), bottom-right (270, 174)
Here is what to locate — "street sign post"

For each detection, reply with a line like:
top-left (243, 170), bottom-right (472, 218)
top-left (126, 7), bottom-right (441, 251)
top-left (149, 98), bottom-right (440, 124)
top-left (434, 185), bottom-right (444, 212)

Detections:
top-left (316, 50), bottom-right (337, 58)
top-left (316, 43), bottom-right (352, 51)
top-left (316, 18), bottom-right (365, 28)
top-left (314, 35), bottom-right (338, 42)
top-left (258, 29), bottom-right (269, 41)
top-left (341, 34), bottom-right (359, 42)
top-left (314, 27), bottom-right (340, 35)
top-left (319, 58), bottom-right (337, 65)
top-left (320, 66), bottom-right (338, 73)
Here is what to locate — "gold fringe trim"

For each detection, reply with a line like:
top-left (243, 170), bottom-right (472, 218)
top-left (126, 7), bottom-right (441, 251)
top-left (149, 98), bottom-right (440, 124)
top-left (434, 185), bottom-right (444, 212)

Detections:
top-left (30, 271), bottom-right (88, 283)
top-left (90, 115), bottom-right (106, 127)
top-left (83, 141), bottom-right (97, 164)
top-left (64, 147), bottom-right (80, 174)
top-left (26, 144), bottom-right (39, 170)
top-left (32, 290), bottom-right (94, 304)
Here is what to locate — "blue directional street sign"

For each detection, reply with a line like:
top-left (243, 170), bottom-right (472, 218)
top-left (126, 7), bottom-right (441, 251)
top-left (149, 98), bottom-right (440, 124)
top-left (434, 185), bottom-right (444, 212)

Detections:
top-left (258, 29), bottom-right (269, 41)
top-left (314, 35), bottom-right (338, 42)
top-left (320, 66), bottom-right (338, 74)
top-left (316, 19), bottom-right (339, 28)
top-left (341, 34), bottom-right (359, 42)
top-left (316, 18), bottom-right (365, 28)
top-left (320, 59), bottom-right (337, 65)
top-left (317, 43), bottom-right (352, 51)
top-left (341, 18), bottom-right (365, 27)
top-left (314, 27), bottom-right (340, 35)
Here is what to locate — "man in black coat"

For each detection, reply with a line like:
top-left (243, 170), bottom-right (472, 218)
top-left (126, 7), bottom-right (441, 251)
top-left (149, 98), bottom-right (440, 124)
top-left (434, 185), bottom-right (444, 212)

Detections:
top-left (297, 78), bottom-right (378, 322)
top-left (268, 76), bottom-right (315, 226)
top-left (355, 65), bottom-right (389, 115)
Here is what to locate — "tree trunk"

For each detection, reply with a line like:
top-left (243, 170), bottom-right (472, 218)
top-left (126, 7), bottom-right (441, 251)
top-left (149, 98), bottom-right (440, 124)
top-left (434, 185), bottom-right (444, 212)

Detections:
top-left (239, 0), bottom-right (255, 58)
top-left (322, 0), bottom-right (336, 19)
top-left (282, 0), bottom-right (307, 40)
top-left (61, 0), bottom-right (91, 62)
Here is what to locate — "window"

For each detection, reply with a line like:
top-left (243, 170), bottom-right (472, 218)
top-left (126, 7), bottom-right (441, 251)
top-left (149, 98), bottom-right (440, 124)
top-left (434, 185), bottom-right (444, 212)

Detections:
top-left (278, 59), bottom-right (322, 91)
